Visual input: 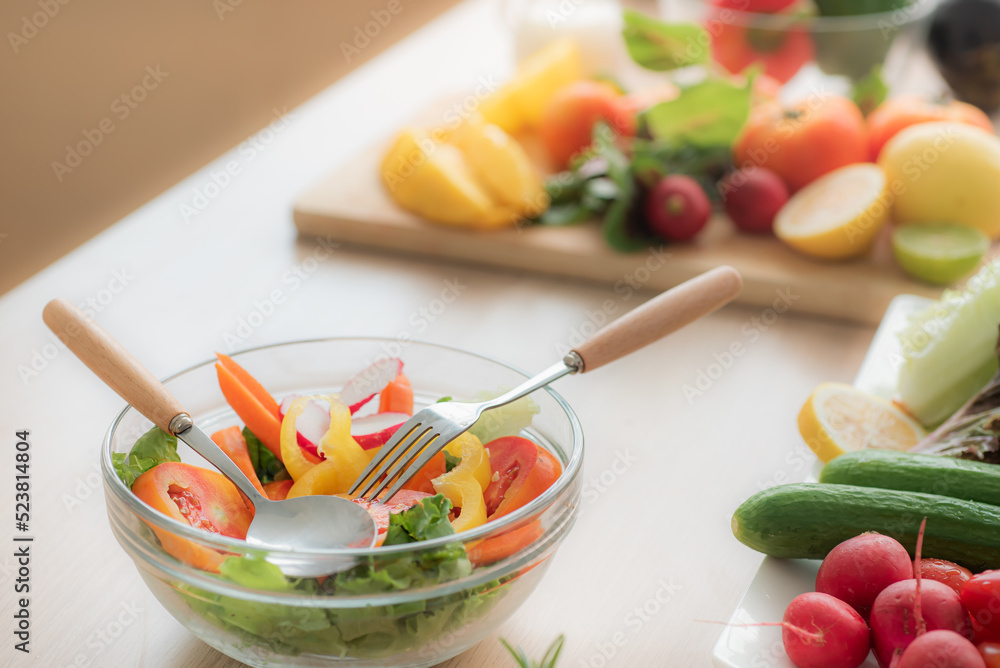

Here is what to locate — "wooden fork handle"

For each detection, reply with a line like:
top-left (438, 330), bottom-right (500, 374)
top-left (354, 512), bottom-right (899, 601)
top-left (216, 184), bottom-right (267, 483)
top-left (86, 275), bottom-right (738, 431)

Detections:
top-left (572, 266), bottom-right (743, 373)
top-left (42, 298), bottom-right (185, 432)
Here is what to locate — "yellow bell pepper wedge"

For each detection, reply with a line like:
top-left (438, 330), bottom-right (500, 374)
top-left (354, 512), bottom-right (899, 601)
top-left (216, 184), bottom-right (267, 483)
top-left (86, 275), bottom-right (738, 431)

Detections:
top-left (433, 432), bottom-right (489, 533)
top-left (287, 397), bottom-right (370, 498)
top-left (280, 396), bottom-right (323, 481)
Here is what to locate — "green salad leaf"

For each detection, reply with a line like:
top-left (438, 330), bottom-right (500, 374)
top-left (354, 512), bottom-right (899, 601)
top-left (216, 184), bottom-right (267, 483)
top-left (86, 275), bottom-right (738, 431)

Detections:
top-left (243, 427), bottom-right (287, 484)
top-left (852, 65), bottom-right (888, 117)
top-left (444, 450), bottom-right (462, 473)
top-left (622, 10), bottom-right (709, 71)
top-left (383, 494), bottom-right (457, 546)
top-left (112, 427), bottom-right (180, 487)
top-left (180, 494), bottom-right (505, 661)
top-left (644, 79), bottom-right (752, 148)
top-left (469, 387), bottom-right (542, 443)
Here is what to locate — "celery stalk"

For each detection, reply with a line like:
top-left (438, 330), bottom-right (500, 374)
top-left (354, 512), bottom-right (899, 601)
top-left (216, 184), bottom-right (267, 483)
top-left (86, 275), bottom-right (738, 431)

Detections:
top-left (897, 260), bottom-right (1000, 428)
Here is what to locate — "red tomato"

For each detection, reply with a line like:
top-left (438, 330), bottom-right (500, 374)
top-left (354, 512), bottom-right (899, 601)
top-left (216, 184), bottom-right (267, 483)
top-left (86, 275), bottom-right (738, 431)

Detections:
top-left (483, 436), bottom-right (562, 519)
top-left (132, 462), bottom-right (254, 572)
top-left (920, 558), bottom-right (973, 596)
top-left (866, 95), bottom-right (995, 160)
top-left (349, 490), bottom-right (431, 546)
top-left (980, 641), bottom-right (1000, 667)
top-left (539, 81), bottom-right (637, 168)
top-left (710, 19), bottom-right (813, 84)
top-left (962, 570), bottom-right (1000, 642)
top-left (733, 95), bottom-right (868, 192)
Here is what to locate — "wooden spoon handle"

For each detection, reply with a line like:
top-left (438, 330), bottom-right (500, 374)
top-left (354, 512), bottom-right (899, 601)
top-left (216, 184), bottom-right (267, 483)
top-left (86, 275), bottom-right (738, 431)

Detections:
top-left (42, 298), bottom-right (185, 432)
top-left (572, 266), bottom-right (743, 373)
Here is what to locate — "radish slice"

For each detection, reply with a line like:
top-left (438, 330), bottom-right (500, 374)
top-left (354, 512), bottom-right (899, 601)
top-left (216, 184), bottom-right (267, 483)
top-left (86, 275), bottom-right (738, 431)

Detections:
top-left (341, 358), bottom-right (403, 414)
top-left (278, 395), bottom-right (330, 459)
top-left (351, 412), bottom-right (409, 450)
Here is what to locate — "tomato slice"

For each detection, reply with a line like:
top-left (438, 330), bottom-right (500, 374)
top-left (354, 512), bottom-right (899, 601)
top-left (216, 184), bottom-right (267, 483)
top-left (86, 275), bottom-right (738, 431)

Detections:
top-left (483, 436), bottom-right (562, 519)
top-left (348, 490), bottom-right (431, 546)
top-left (132, 462), bottom-right (254, 572)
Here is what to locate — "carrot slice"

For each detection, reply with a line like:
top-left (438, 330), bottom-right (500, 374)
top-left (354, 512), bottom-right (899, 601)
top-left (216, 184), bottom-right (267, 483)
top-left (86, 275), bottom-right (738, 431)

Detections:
top-left (215, 362), bottom-right (282, 460)
top-left (211, 426), bottom-right (266, 498)
top-left (215, 353), bottom-right (280, 420)
top-left (378, 372), bottom-right (414, 415)
top-left (467, 521), bottom-right (543, 568)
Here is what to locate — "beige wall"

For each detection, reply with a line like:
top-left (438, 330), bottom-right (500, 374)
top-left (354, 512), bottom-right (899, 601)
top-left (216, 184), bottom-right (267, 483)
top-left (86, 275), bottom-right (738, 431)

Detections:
top-left (0, 0), bottom-right (460, 295)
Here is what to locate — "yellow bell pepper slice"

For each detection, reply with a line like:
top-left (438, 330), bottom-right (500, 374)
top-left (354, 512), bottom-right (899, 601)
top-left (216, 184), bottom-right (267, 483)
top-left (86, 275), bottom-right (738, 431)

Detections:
top-left (433, 432), bottom-right (489, 532)
top-left (287, 396), bottom-right (370, 498)
top-left (280, 396), bottom-right (324, 481)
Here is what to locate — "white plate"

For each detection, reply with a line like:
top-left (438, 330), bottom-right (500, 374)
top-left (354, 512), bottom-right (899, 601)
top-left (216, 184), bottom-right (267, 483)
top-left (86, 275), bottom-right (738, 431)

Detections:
top-left (712, 294), bottom-right (935, 668)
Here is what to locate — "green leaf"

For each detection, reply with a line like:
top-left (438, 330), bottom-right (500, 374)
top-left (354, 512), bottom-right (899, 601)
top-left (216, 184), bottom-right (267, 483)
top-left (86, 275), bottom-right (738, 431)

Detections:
top-left (219, 554), bottom-right (293, 591)
top-left (622, 10), bottom-right (709, 71)
top-left (383, 494), bottom-right (456, 546)
top-left (444, 450), bottom-right (462, 473)
top-left (644, 79), bottom-right (752, 148)
top-left (435, 396), bottom-right (453, 403)
top-left (501, 634), bottom-right (566, 668)
top-left (112, 427), bottom-right (180, 487)
top-left (852, 65), bottom-right (888, 117)
top-left (243, 427), bottom-right (287, 484)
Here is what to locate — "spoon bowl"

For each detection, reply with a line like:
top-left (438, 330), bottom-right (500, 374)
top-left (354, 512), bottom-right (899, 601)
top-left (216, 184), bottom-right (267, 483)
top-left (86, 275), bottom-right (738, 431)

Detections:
top-left (43, 298), bottom-right (377, 575)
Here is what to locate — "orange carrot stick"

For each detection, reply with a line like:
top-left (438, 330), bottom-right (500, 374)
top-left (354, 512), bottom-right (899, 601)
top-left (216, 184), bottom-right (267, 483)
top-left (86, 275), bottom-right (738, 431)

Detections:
top-left (215, 362), bottom-right (283, 460)
top-left (215, 353), bottom-right (280, 421)
top-left (379, 372), bottom-right (414, 415)
top-left (211, 426), bottom-right (266, 497)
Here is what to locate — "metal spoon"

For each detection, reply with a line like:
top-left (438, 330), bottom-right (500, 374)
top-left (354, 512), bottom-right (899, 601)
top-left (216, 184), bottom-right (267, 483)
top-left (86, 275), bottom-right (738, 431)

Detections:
top-left (43, 299), bottom-right (376, 576)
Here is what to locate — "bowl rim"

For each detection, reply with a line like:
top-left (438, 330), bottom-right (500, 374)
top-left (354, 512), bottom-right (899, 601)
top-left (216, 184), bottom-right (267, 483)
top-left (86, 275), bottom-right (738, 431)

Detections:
top-left (102, 336), bottom-right (585, 560)
top-left (675, 0), bottom-right (937, 31)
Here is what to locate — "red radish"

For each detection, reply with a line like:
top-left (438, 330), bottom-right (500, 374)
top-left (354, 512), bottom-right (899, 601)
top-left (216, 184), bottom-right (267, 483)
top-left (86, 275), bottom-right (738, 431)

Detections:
top-left (644, 175), bottom-right (711, 242)
top-left (870, 579), bottom-right (972, 667)
top-left (921, 559), bottom-right (973, 597)
top-left (815, 532), bottom-right (912, 618)
top-left (350, 412), bottom-right (409, 450)
top-left (341, 358), bottom-right (404, 413)
top-left (780, 592), bottom-right (871, 668)
top-left (278, 395), bottom-right (330, 459)
top-left (720, 167), bottom-right (789, 234)
top-left (897, 630), bottom-right (986, 668)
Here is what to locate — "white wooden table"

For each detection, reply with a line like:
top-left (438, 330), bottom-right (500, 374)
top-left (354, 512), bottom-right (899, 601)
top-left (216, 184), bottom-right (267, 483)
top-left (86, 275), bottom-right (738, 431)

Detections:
top-left (1, 0), bottom-right (879, 665)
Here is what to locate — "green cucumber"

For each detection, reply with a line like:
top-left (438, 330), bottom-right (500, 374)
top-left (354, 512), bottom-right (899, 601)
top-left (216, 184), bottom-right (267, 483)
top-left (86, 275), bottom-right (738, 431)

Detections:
top-left (820, 449), bottom-right (1000, 506)
top-left (733, 483), bottom-right (1000, 571)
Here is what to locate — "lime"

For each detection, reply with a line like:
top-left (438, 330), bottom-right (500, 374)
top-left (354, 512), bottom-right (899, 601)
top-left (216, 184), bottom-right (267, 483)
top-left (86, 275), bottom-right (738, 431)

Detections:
top-left (892, 223), bottom-right (989, 286)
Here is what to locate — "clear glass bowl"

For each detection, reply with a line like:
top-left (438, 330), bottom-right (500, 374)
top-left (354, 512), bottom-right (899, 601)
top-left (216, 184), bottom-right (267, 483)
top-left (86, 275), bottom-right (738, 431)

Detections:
top-left (660, 0), bottom-right (937, 92)
top-left (102, 338), bottom-right (584, 668)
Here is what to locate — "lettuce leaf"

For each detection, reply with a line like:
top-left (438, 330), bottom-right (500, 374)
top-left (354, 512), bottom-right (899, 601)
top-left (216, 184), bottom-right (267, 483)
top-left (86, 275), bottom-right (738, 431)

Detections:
top-left (469, 389), bottom-right (540, 443)
top-left (383, 494), bottom-right (456, 546)
top-left (179, 495), bottom-right (501, 660)
top-left (111, 427), bottom-right (180, 487)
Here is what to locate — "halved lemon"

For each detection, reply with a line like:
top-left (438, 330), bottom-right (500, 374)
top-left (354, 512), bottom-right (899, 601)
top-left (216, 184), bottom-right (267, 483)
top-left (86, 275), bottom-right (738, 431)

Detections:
top-left (798, 382), bottom-right (925, 463)
top-left (774, 163), bottom-right (890, 260)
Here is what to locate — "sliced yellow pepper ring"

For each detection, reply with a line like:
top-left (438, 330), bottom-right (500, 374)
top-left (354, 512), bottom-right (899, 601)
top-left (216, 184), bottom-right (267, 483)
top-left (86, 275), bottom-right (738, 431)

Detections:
top-left (432, 432), bottom-right (488, 533)
top-left (280, 395), bottom-right (324, 481)
top-left (287, 396), bottom-right (370, 499)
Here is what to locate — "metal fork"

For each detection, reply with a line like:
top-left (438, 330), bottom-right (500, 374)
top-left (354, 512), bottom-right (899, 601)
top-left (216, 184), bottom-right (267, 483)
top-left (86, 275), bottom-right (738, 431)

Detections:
top-left (349, 266), bottom-right (743, 502)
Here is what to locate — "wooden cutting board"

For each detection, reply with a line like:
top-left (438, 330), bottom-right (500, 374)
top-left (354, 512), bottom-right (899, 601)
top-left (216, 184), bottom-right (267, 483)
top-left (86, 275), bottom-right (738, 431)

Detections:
top-left (293, 119), bottom-right (945, 326)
